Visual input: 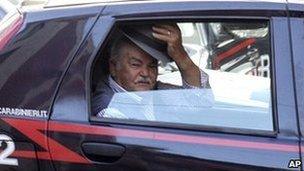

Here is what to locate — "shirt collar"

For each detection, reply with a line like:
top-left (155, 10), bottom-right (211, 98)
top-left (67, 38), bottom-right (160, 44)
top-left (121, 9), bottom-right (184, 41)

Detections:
top-left (108, 75), bottom-right (142, 103)
top-left (108, 75), bottom-right (126, 93)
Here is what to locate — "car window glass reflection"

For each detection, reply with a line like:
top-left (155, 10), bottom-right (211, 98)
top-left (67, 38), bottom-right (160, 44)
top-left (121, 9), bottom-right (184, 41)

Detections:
top-left (91, 21), bottom-right (273, 131)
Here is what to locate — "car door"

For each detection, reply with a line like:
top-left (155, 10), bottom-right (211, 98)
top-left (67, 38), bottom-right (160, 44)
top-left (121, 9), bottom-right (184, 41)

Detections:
top-left (49, 1), bottom-right (301, 170)
top-left (288, 1), bottom-right (304, 170)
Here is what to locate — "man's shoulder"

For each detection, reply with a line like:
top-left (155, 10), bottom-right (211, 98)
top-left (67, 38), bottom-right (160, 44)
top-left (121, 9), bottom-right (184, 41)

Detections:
top-left (95, 78), bottom-right (113, 93)
top-left (92, 79), bottom-right (114, 115)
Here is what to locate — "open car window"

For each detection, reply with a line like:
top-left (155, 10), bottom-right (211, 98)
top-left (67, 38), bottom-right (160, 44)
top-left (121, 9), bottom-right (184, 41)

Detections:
top-left (91, 20), bottom-right (273, 132)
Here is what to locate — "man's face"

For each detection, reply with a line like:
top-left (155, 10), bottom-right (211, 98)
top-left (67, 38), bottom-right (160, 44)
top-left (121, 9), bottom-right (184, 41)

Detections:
top-left (110, 43), bottom-right (158, 91)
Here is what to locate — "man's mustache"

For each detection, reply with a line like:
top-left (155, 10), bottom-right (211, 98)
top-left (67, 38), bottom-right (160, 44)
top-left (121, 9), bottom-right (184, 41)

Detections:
top-left (136, 77), bottom-right (151, 84)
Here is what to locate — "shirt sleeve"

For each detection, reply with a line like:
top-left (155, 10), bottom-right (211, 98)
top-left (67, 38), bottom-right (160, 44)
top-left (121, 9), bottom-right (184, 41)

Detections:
top-left (97, 107), bottom-right (128, 119)
top-left (182, 69), bottom-right (210, 89)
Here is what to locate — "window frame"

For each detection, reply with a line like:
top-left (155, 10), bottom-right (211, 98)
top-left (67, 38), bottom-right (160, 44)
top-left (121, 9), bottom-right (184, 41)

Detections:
top-left (88, 16), bottom-right (278, 137)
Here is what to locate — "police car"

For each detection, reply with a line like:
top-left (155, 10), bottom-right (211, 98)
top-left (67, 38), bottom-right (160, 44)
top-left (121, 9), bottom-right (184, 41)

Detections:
top-left (0, 0), bottom-right (303, 170)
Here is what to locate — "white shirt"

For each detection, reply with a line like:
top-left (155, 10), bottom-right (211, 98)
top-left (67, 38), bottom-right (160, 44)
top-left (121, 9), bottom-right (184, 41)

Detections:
top-left (97, 69), bottom-right (210, 119)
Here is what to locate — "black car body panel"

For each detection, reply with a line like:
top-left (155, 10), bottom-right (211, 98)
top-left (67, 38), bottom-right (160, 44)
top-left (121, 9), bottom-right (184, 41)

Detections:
top-left (0, 5), bottom-right (101, 116)
top-left (0, 0), bottom-right (303, 170)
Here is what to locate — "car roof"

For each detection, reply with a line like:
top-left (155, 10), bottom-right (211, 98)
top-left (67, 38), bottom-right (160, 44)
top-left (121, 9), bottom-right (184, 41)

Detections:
top-left (45, 0), bottom-right (125, 7)
top-left (45, 0), bottom-right (288, 8)
top-left (16, 0), bottom-right (304, 9)
top-left (18, 0), bottom-right (304, 15)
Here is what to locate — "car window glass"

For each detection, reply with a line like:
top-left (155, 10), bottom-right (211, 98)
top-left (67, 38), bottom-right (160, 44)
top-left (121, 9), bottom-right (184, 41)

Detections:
top-left (91, 20), bottom-right (273, 132)
top-left (0, 8), bottom-right (6, 21)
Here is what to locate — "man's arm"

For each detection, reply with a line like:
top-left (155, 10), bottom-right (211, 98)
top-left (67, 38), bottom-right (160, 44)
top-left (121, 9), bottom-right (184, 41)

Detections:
top-left (182, 69), bottom-right (210, 89)
top-left (152, 24), bottom-right (203, 87)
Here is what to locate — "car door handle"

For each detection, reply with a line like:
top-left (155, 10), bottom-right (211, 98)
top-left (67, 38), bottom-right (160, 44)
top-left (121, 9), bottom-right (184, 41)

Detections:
top-left (82, 142), bottom-right (126, 163)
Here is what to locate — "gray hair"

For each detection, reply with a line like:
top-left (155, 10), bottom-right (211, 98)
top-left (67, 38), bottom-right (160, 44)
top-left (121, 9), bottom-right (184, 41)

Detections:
top-left (109, 35), bottom-right (134, 62)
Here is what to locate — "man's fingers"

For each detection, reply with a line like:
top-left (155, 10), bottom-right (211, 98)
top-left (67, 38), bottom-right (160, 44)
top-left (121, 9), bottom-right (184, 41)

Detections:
top-left (152, 25), bottom-right (179, 39)
top-left (152, 32), bottom-right (170, 42)
top-left (155, 24), bottom-right (180, 33)
top-left (154, 24), bottom-right (177, 30)
top-left (152, 26), bottom-right (171, 36)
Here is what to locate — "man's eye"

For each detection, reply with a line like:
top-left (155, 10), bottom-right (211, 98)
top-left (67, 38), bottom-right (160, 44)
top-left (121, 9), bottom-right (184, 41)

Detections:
top-left (131, 63), bottom-right (140, 67)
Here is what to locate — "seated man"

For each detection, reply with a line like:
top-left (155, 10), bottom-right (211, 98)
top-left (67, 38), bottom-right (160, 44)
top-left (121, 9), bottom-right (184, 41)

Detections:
top-left (92, 24), bottom-right (210, 116)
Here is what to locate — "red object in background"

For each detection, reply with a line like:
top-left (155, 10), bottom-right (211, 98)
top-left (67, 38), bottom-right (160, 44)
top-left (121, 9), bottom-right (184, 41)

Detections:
top-left (213, 38), bottom-right (256, 69)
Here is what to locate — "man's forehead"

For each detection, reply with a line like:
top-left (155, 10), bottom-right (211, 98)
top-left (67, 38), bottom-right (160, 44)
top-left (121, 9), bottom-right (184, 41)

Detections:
top-left (129, 56), bottom-right (157, 64)
top-left (122, 43), bottom-right (157, 63)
